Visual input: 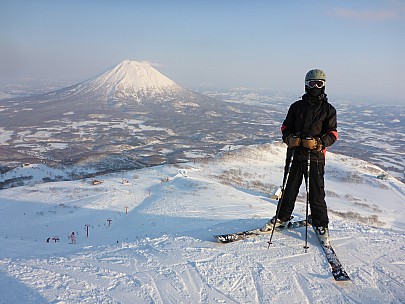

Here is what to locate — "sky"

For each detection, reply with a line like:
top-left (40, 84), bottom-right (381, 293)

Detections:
top-left (1, 0), bottom-right (404, 102)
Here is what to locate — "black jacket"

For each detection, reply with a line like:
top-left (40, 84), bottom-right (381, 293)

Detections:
top-left (282, 93), bottom-right (338, 161)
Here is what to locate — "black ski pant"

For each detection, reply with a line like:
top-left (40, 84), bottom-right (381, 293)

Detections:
top-left (277, 158), bottom-right (329, 228)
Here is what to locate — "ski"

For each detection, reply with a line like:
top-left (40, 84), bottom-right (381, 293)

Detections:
top-left (214, 219), bottom-right (307, 243)
top-left (214, 220), bottom-right (351, 281)
top-left (312, 226), bottom-right (351, 281)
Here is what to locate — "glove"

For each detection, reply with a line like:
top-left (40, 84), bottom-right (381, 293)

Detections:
top-left (285, 134), bottom-right (301, 148)
top-left (302, 137), bottom-right (323, 151)
top-left (314, 137), bottom-right (323, 151)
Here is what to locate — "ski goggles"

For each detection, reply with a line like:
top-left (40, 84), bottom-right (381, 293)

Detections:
top-left (305, 79), bottom-right (326, 88)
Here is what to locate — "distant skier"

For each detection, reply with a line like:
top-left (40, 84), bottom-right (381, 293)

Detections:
top-left (70, 232), bottom-right (76, 244)
top-left (262, 69), bottom-right (338, 246)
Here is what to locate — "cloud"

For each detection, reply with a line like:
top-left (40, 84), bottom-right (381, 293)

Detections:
top-left (333, 7), bottom-right (398, 21)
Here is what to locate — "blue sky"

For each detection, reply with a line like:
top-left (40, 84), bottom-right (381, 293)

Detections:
top-left (1, 0), bottom-right (404, 101)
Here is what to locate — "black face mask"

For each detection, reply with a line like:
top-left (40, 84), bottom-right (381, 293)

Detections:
top-left (306, 86), bottom-right (324, 98)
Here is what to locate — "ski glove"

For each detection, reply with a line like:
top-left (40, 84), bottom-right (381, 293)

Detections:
top-left (285, 135), bottom-right (301, 148)
top-left (302, 137), bottom-right (323, 151)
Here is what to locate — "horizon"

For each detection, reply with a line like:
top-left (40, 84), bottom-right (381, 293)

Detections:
top-left (1, 0), bottom-right (404, 103)
top-left (0, 59), bottom-right (402, 105)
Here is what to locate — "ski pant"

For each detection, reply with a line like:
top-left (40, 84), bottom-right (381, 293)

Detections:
top-left (277, 158), bottom-right (329, 227)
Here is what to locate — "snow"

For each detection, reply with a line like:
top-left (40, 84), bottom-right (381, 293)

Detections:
top-left (0, 128), bottom-right (14, 144)
top-left (40, 59), bottom-right (187, 102)
top-left (0, 164), bottom-right (97, 187)
top-left (80, 60), bottom-right (182, 98)
top-left (0, 143), bottom-right (404, 303)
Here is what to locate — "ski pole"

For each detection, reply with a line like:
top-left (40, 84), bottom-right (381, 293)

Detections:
top-left (304, 149), bottom-right (311, 251)
top-left (267, 149), bottom-right (295, 248)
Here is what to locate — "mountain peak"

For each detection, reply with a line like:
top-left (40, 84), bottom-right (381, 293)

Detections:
top-left (59, 60), bottom-right (185, 101)
top-left (87, 60), bottom-right (180, 95)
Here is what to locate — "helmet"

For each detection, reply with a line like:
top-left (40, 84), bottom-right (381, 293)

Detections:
top-left (305, 69), bottom-right (326, 82)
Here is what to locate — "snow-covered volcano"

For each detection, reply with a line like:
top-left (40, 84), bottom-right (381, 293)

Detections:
top-left (0, 59), bottom-right (229, 168)
top-left (93, 60), bottom-right (177, 90)
top-left (54, 60), bottom-right (187, 101)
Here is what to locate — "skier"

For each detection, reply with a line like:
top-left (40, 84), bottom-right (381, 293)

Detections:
top-left (262, 69), bottom-right (338, 246)
top-left (70, 232), bottom-right (76, 244)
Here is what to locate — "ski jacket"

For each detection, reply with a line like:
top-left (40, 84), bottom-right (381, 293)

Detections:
top-left (281, 93), bottom-right (338, 162)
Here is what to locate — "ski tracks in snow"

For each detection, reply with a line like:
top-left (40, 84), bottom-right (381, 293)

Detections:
top-left (0, 238), bottom-right (241, 303)
top-left (1, 226), bottom-right (405, 303)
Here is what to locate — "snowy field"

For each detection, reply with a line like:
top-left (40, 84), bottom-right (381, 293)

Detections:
top-left (0, 143), bottom-right (404, 303)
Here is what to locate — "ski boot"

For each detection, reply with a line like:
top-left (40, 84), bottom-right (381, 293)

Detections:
top-left (261, 216), bottom-right (292, 232)
top-left (314, 226), bottom-right (331, 247)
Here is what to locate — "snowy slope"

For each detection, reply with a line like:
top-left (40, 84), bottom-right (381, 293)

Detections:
top-left (0, 163), bottom-right (99, 189)
top-left (0, 143), bottom-right (404, 303)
